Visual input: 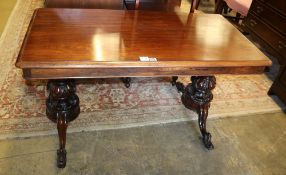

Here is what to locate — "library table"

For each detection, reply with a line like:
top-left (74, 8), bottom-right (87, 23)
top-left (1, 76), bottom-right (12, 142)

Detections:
top-left (16, 8), bottom-right (271, 168)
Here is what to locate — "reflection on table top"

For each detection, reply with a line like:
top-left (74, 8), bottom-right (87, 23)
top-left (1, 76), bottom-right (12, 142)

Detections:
top-left (16, 8), bottom-right (271, 68)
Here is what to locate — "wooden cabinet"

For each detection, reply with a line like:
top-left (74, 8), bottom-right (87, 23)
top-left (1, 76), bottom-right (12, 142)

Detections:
top-left (244, 0), bottom-right (286, 64)
top-left (269, 66), bottom-right (286, 104)
top-left (244, 0), bottom-right (286, 105)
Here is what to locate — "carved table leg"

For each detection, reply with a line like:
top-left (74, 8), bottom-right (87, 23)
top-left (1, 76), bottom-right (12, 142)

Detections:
top-left (173, 76), bottom-right (216, 150)
top-left (46, 80), bottom-right (80, 168)
top-left (121, 77), bottom-right (131, 88)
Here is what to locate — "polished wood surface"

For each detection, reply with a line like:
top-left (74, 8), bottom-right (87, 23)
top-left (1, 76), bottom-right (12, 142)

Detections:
top-left (16, 8), bottom-right (271, 79)
top-left (125, 0), bottom-right (182, 11)
top-left (45, 0), bottom-right (124, 9)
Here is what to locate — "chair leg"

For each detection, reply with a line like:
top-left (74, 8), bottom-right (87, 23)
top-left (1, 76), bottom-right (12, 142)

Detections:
top-left (235, 12), bottom-right (241, 23)
top-left (215, 0), bottom-right (226, 14)
top-left (190, 0), bottom-right (200, 13)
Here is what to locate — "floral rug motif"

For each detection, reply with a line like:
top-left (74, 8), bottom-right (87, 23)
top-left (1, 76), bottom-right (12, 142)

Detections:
top-left (0, 0), bottom-right (284, 139)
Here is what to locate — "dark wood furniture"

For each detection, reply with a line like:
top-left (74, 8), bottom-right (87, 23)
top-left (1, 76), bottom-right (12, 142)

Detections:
top-left (125, 0), bottom-right (199, 12)
top-left (45, 0), bottom-right (125, 9)
top-left (269, 66), bottom-right (286, 104)
top-left (125, 0), bottom-right (182, 11)
top-left (244, 0), bottom-right (286, 104)
top-left (215, 0), bottom-right (226, 13)
top-left (16, 8), bottom-right (271, 168)
top-left (44, 0), bottom-right (183, 11)
top-left (45, 0), bottom-right (199, 12)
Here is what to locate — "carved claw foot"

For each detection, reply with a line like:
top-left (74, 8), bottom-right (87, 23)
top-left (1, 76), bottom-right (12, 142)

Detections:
top-left (174, 76), bottom-right (216, 149)
top-left (46, 80), bottom-right (80, 168)
top-left (202, 132), bottom-right (214, 150)
top-left (57, 149), bottom-right (67, 168)
top-left (121, 77), bottom-right (131, 88)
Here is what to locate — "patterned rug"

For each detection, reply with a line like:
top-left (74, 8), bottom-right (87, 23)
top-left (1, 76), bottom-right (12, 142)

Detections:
top-left (0, 0), bottom-right (284, 139)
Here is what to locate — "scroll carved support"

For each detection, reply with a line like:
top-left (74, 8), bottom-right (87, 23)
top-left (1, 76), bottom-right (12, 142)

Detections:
top-left (173, 76), bottom-right (216, 150)
top-left (46, 80), bottom-right (80, 168)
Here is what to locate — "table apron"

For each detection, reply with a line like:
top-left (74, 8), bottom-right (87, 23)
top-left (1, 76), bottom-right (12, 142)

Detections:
top-left (22, 66), bottom-right (266, 79)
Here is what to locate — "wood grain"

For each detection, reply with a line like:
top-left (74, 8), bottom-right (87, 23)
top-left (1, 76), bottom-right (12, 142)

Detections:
top-left (125, 0), bottom-right (182, 11)
top-left (45, 0), bottom-right (124, 9)
top-left (16, 8), bottom-right (271, 79)
top-left (22, 66), bottom-right (265, 80)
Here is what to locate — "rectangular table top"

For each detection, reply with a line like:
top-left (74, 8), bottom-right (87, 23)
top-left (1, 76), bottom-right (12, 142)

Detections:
top-left (16, 8), bottom-right (271, 79)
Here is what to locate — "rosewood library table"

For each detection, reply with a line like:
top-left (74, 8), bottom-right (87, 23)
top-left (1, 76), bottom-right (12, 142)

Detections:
top-left (16, 8), bottom-right (271, 168)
